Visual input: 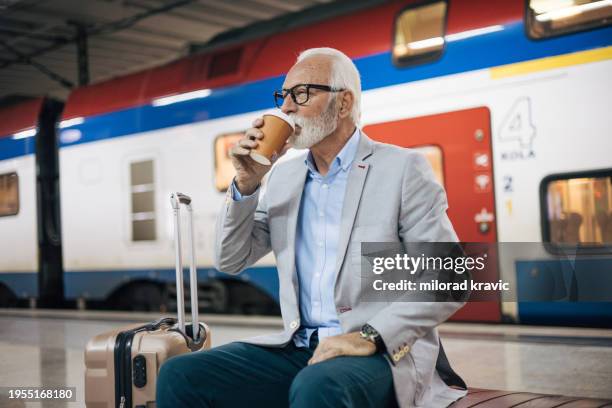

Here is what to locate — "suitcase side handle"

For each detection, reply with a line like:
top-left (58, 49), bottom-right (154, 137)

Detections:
top-left (170, 192), bottom-right (200, 343)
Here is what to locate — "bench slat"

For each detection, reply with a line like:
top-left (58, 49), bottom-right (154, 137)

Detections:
top-left (450, 389), bottom-right (612, 408)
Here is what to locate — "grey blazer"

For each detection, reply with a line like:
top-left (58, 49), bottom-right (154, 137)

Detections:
top-left (214, 132), bottom-right (468, 407)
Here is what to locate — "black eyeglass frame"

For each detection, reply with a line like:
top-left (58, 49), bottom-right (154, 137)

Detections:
top-left (273, 83), bottom-right (345, 108)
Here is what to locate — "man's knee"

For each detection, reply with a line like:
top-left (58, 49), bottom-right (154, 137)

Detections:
top-left (156, 353), bottom-right (213, 407)
top-left (289, 356), bottom-right (397, 408)
top-left (289, 364), bottom-right (345, 407)
top-left (159, 353), bottom-right (197, 381)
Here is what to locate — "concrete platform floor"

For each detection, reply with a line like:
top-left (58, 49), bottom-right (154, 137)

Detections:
top-left (0, 310), bottom-right (611, 407)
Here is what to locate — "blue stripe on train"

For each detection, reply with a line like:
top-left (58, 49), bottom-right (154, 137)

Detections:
top-left (1, 22), bottom-right (611, 161)
top-left (0, 267), bottom-right (280, 302)
top-left (516, 258), bottom-right (612, 328)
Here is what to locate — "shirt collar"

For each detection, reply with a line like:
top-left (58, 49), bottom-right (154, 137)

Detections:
top-left (304, 127), bottom-right (361, 174)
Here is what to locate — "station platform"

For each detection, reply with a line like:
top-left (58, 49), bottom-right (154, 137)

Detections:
top-left (1, 309), bottom-right (611, 407)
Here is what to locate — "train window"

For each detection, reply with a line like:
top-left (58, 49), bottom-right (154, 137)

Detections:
top-left (412, 145), bottom-right (445, 186)
top-left (542, 169), bottom-right (612, 247)
top-left (130, 160), bottom-right (156, 241)
top-left (527, 0), bottom-right (612, 39)
top-left (392, 0), bottom-right (447, 67)
top-left (0, 172), bottom-right (19, 217)
top-left (214, 132), bottom-right (243, 192)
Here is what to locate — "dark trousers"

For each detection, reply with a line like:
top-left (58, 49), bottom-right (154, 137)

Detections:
top-left (156, 332), bottom-right (398, 408)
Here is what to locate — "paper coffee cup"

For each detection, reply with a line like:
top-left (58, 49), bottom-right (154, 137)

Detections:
top-left (250, 109), bottom-right (295, 166)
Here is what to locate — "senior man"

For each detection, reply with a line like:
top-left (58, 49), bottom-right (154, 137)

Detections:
top-left (157, 47), bottom-right (467, 408)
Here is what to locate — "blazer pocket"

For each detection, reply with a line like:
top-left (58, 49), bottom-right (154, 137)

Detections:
top-left (349, 245), bottom-right (364, 267)
top-left (350, 224), bottom-right (400, 243)
top-left (348, 245), bottom-right (376, 280)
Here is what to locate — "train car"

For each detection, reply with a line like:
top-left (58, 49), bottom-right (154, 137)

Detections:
top-left (1, 0), bottom-right (611, 324)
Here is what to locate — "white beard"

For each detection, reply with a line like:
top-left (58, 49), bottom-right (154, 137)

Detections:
top-left (289, 100), bottom-right (338, 149)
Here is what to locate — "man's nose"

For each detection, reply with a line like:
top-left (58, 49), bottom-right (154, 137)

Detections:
top-left (281, 95), bottom-right (297, 115)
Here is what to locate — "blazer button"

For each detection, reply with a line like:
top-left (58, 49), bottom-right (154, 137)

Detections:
top-left (289, 320), bottom-right (299, 329)
top-left (399, 349), bottom-right (406, 358)
top-left (403, 345), bottom-right (410, 353)
top-left (393, 354), bottom-right (400, 362)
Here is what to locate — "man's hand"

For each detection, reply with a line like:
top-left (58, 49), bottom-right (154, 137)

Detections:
top-left (308, 332), bottom-right (376, 365)
top-left (230, 117), bottom-right (292, 196)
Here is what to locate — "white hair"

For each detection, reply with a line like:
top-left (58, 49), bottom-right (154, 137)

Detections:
top-left (296, 47), bottom-right (361, 126)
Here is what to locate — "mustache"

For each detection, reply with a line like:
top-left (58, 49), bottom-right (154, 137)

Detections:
top-left (288, 114), bottom-right (305, 127)
top-left (288, 99), bottom-right (337, 125)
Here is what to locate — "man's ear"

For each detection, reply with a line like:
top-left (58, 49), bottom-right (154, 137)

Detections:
top-left (339, 91), bottom-right (354, 119)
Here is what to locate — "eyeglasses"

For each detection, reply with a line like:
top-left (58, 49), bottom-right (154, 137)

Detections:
top-left (274, 83), bottom-right (345, 108)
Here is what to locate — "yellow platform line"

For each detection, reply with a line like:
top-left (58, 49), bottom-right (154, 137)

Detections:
top-left (490, 46), bottom-right (612, 79)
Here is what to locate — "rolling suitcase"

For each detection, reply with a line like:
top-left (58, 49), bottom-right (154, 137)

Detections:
top-left (85, 192), bottom-right (212, 407)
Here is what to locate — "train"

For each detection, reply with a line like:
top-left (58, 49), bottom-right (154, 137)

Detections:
top-left (1, 0), bottom-right (611, 326)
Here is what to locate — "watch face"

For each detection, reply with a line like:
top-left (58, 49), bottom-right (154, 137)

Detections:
top-left (362, 324), bottom-right (377, 337)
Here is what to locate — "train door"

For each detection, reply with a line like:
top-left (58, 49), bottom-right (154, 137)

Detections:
top-left (363, 106), bottom-right (501, 322)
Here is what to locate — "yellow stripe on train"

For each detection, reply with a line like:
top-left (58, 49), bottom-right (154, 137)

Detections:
top-left (490, 46), bottom-right (612, 79)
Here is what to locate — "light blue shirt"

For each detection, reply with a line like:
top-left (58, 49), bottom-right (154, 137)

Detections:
top-left (231, 128), bottom-right (361, 348)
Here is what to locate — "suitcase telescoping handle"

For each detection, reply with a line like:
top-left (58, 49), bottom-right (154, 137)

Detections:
top-left (170, 192), bottom-right (200, 342)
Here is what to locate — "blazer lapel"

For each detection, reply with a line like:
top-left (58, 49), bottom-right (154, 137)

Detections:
top-left (333, 133), bottom-right (374, 283)
top-left (284, 157), bottom-right (308, 299)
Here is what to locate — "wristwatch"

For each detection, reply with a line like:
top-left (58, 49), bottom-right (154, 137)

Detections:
top-left (360, 324), bottom-right (385, 352)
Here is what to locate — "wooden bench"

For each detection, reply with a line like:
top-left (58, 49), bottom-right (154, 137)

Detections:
top-left (449, 388), bottom-right (612, 407)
